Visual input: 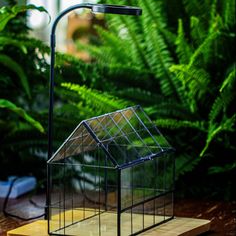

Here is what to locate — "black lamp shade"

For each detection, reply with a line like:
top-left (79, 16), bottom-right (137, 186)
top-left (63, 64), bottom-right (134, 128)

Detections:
top-left (92, 4), bottom-right (142, 16)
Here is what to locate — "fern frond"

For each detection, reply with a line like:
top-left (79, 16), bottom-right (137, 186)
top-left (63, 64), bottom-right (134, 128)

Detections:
top-left (144, 26), bottom-right (173, 78)
top-left (183, 0), bottom-right (210, 20)
top-left (119, 16), bottom-right (149, 69)
top-left (190, 16), bottom-right (206, 44)
top-left (208, 162), bottom-right (236, 174)
top-left (220, 67), bottom-right (236, 92)
top-left (175, 153), bottom-right (201, 178)
top-left (175, 19), bottom-right (192, 64)
top-left (56, 52), bottom-right (102, 86)
top-left (101, 0), bottom-right (148, 68)
top-left (137, 1), bottom-right (176, 95)
top-left (138, 0), bottom-right (177, 45)
top-left (145, 102), bottom-right (194, 120)
top-left (155, 118), bottom-right (206, 131)
top-left (222, 0), bottom-right (236, 28)
top-left (20, 36), bottom-right (50, 54)
top-left (139, 14), bottom-right (179, 97)
top-left (93, 25), bottom-right (132, 64)
top-left (209, 0), bottom-right (217, 31)
top-left (200, 114), bottom-right (236, 157)
top-left (209, 96), bottom-right (223, 124)
top-left (209, 91), bottom-right (235, 123)
top-left (114, 88), bottom-right (159, 105)
top-left (209, 68), bottom-right (235, 122)
top-left (138, 0), bottom-right (167, 28)
top-left (188, 31), bottom-right (219, 67)
top-left (76, 32), bottom-right (130, 66)
top-left (138, 0), bottom-right (177, 44)
top-left (61, 83), bottom-right (129, 114)
top-left (170, 64), bottom-right (210, 111)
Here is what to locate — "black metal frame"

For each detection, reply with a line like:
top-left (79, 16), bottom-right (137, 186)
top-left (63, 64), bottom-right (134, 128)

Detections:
top-left (47, 105), bottom-right (175, 236)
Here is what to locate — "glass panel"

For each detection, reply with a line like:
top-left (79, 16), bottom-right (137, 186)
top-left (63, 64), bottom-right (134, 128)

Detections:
top-left (121, 168), bottom-right (132, 209)
top-left (51, 106), bottom-right (173, 165)
top-left (155, 156), bottom-right (165, 194)
top-left (132, 164), bottom-right (145, 206)
top-left (155, 196), bottom-right (165, 224)
top-left (132, 204), bottom-right (143, 234)
top-left (121, 210), bottom-right (131, 236)
top-left (164, 192), bottom-right (174, 220)
top-left (164, 153), bottom-right (175, 191)
top-left (144, 200), bottom-right (155, 228)
top-left (49, 158), bottom-right (118, 235)
top-left (49, 207), bottom-right (60, 234)
top-left (148, 126), bottom-right (171, 149)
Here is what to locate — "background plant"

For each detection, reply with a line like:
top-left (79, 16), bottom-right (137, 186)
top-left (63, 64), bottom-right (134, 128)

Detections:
top-left (0, 1), bottom-right (122, 186)
top-left (0, 1), bottom-right (94, 184)
top-left (66, 0), bottom-right (235, 199)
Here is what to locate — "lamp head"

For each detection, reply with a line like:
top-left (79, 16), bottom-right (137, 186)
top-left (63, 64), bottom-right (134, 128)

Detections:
top-left (91, 4), bottom-right (142, 16)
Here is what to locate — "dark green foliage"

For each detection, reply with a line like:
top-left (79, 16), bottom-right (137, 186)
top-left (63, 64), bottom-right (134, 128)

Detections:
top-left (0, 2), bottom-right (126, 183)
top-left (0, 3), bottom-right (77, 182)
top-left (70, 0), bottom-right (236, 199)
top-left (0, 4), bottom-right (49, 181)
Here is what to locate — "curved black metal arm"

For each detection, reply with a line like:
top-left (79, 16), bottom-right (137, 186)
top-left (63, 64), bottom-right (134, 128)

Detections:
top-left (48, 3), bottom-right (92, 163)
top-left (47, 3), bottom-right (93, 222)
top-left (48, 3), bottom-right (141, 161)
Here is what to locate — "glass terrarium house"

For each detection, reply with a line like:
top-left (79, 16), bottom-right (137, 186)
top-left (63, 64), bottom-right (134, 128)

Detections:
top-left (47, 106), bottom-right (175, 235)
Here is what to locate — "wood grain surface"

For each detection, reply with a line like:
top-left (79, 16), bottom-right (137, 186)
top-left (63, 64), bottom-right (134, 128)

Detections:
top-left (1, 195), bottom-right (235, 236)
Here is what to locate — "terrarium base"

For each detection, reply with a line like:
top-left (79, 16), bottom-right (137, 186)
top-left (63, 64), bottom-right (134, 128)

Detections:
top-left (7, 211), bottom-right (210, 236)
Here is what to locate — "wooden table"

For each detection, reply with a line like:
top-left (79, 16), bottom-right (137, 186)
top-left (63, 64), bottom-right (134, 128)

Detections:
top-left (1, 195), bottom-right (235, 236)
top-left (6, 216), bottom-right (210, 236)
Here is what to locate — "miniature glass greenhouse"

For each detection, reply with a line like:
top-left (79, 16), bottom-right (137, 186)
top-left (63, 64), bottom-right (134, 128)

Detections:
top-left (47, 105), bottom-right (175, 236)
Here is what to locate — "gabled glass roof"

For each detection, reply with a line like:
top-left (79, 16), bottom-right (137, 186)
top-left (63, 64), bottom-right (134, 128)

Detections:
top-left (48, 105), bottom-right (173, 168)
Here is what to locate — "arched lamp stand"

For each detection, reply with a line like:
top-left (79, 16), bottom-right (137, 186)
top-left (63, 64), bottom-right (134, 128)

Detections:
top-left (46, 3), bottom-right (142, 220)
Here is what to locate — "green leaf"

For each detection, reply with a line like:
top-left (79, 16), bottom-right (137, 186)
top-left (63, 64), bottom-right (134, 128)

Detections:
top-left (220, 68), bottom-right (236, 92)
top-left (183, 0), bottom-right (210, 18)
top-left (170, 64), bottom-right (210, 112)
top-left (188, 31), bottom-right (219, 67)
top-left (0, 6), bottom-right (15, 32)
top-left (0, 4), bottom-right (49, 32)
top-left (208, 162), bottom-right (236, 174)
top-left (190, 16), bottom-right (206, 44)
top-left (175, 154), bottom-right (201, 178)
top-left (222, 0), bottom-right (235, 28)
top-left (209, 68), bottom-right (235, 123)
top-left (0, 36), bottom-right (27, 53)
top-left (61, 83), bottom-right (129, 114)
top-left (209, 96), bottom-right (223, 123)
top-left (0, 99), bottom-right (44, 133)
top-left (200, 115), bottom-right (236, 157)
top-left (175, 19), bottom-right (192, 64)
top-left (155, 118), bottom-right (206, 131)
top-left (0, 54), bottom-right (31, 98)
